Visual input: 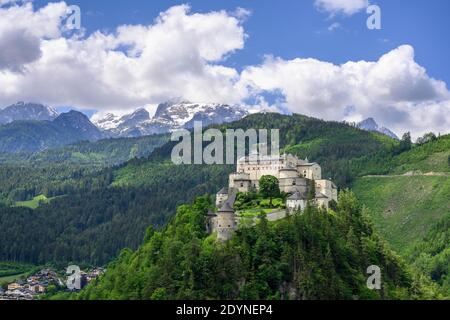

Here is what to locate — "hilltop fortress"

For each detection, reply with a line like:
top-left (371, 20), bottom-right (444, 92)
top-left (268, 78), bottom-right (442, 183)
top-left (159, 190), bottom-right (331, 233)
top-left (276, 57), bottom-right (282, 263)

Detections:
top-left (208, 152), bottom-right (338, 241)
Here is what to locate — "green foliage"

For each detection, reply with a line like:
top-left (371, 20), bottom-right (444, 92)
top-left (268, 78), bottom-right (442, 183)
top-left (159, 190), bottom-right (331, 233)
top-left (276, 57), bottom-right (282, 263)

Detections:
top-left (0, 164), bottom-right (230, 265)
top-left (0, 112), bottom-right (448, 279)
top-left (234, 190), bottom-right (286, 212)
top-left (352, 176), bottom-right (450, 253)
top-left (0, 134), bottom-right (169, 167)
top-left (13, 194), bottom-right (54, 209)
top-left (307, 179), bottom-right (316, 200)
top-left (350, 134), bottom-right (450, 176)
top-left (0, 262), bottom-right (34, 278)
top-left (76, 192), bottom-right (430, 300)
top-left (409, 214), bottom-right (450, 296)
top-left (0, 119), bottom-right (97, 153)
top-left (416, 133), bottom-right (437, 146)
top-left (398, 132), bottom-right (413, 154)
top-left (258, 175), bottom-right (280, 205)
top-left (0, 262), bottom-right (39, 287)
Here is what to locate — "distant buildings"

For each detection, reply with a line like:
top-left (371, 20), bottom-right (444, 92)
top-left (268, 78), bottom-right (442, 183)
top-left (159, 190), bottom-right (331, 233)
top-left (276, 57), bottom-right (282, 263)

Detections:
top-left (0, 267), bottom-right (105, 300)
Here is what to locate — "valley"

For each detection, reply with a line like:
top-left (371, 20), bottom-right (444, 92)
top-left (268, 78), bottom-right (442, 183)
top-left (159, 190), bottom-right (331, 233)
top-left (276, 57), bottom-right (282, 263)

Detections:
top-left (0, 110), bottom-right (449, 299)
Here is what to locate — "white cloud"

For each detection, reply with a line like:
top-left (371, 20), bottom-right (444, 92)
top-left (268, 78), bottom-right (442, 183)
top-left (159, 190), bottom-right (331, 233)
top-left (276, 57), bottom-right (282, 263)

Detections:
top-left (0, 3), bottom-right (248, 112)
top-left (240, 45), bottom-right (450, 139)
top-left (0, 0), bottom-right (30, 6)
top-left (315, 0), bottom-right (368, 16)
top-left (328, 22), bottom-right (341, 32)
top-left (0, 1), bottom-right (68, 70)
top-left (1, 2), bottom-right (450, 138)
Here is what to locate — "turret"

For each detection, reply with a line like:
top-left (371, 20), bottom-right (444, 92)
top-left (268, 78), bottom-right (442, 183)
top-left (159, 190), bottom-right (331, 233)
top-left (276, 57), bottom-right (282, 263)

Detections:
top-left (215, 202), bottom-right (237, 241)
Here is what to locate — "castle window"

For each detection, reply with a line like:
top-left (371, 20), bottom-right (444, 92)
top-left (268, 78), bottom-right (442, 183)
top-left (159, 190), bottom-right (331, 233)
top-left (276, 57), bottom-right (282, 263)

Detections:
top-left (240, 183), bottom-right (244, 187)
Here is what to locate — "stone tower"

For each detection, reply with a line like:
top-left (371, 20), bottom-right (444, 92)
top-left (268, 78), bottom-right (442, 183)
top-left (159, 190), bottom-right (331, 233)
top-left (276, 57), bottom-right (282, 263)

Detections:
top-left (215, 202), bottom-right (237, 241)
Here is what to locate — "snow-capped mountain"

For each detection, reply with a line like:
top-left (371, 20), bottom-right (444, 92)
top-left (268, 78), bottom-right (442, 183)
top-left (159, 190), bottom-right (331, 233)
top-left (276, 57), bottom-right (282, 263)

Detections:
top-left (92, 101), bottom-right (249, 137)
top-left (0, 102), bottom-right (59, 125)
top-left (356, 118), bottom-right (399, 140)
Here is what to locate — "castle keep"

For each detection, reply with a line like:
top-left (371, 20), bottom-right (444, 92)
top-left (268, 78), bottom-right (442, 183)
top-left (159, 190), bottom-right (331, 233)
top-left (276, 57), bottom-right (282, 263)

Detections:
top-left (208, 153), bottom-right (338, 241)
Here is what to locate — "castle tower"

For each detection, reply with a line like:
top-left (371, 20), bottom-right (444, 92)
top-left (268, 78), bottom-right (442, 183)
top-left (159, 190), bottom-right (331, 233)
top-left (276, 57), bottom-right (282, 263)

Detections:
top-left (216, 187), bottom-right (229, 208)
top-left (278, 168), bottom-right (308, 194)
top-left (205, 210), bottom-right (217, 234)
top-left (215, 202), bottom-right (237, 241)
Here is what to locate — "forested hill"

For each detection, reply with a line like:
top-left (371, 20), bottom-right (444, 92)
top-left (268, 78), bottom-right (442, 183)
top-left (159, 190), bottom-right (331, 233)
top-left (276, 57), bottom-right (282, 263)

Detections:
top-left (74, 191), bottom-right (436, 300)
top-left (0, 112), bottom-right (405, 265)
top-left (0, 134), bottom-right (169, 167)
top-left (120, 113), bottom-right (400, 188)
top-left (351, 133), bottom-right (450, 296)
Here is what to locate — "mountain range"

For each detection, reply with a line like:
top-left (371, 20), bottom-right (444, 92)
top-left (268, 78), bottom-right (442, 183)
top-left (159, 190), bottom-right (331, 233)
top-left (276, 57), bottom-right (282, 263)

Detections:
top-left (92, 101), bottom-right (249, 138)
top-left (0, 101), bottom-right (400, 153)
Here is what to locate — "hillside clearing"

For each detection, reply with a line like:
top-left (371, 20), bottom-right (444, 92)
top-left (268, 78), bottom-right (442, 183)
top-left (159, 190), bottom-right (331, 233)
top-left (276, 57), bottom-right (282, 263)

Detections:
top-left (353, 175), bottom-right (450, 253)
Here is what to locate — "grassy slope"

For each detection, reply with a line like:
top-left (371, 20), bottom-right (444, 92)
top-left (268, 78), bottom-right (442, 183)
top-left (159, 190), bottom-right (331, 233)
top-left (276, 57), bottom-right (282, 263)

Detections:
top-left (14, 194), bottom-right (54, 209)
top-left (352, 134), bottom-right (450, 253)
top-left (0, 262), bottom-right (36, 285)
top-left (390, 138), bottom-right (450, 174)
top-left (0, 271), bottom-right (29, 284)
top-left (352, 176), bottom-right (450, 253)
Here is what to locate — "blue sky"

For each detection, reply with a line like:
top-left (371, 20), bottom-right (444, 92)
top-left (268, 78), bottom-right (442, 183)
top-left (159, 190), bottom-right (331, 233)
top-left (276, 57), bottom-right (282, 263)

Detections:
top-left (31, 0), bottom-right (450, 83)
top-left (1, 0), bottom-right (450, 137)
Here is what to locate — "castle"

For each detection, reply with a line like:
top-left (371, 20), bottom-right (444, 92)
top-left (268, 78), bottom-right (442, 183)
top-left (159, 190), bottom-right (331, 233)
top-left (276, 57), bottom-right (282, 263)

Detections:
top-left (208, 152), bottom-right (338, 241)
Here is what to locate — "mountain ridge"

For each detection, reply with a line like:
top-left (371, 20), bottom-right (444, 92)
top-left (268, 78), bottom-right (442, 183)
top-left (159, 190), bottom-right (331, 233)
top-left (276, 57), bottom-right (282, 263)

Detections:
top-left (92, 101), bottom-right (249, 137)
top-left (0, 102), bottom-right (59, 125)
top-left (357, 117), bottom-right (399, 140)
top-left (0, 110), bottom-right (103, 153)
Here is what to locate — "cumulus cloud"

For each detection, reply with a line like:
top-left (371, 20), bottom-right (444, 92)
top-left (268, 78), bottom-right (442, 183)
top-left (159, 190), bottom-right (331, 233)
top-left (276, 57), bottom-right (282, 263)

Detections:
top-left (0, 3), bottom-right (247, 112)
top-left (240, 45), bottom-right (450, 138)
top-left (315, 0), bottom-right (368, 16)
top-left (0, 1), bottom-right (68, 71)
top-left (0, 29), bottom-right (42, 71)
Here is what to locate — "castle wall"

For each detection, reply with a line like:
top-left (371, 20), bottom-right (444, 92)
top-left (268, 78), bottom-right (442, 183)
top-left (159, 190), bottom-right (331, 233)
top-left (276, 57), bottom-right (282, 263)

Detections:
top-left (297, 164), bottom-right (322, 180)
top-left (229, 173), bottom-right (252, 192)
top-left (236, 154), bottom-right (306, 183)
top-left (279, 176), bottom-right (308, 194)
top-left (286, 199), bottom-right (307, 213)
top-left (315, 179), bottom-right (338, 202)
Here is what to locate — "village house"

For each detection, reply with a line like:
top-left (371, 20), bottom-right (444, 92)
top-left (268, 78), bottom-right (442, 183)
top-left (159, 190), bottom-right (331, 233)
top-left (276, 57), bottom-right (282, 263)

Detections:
top-left (7, 282), bottom-right (22, 291)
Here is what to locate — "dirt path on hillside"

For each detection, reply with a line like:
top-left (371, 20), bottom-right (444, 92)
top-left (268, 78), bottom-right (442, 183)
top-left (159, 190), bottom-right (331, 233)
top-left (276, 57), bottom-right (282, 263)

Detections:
top-left (363, 171), bottom-right (450, 178)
